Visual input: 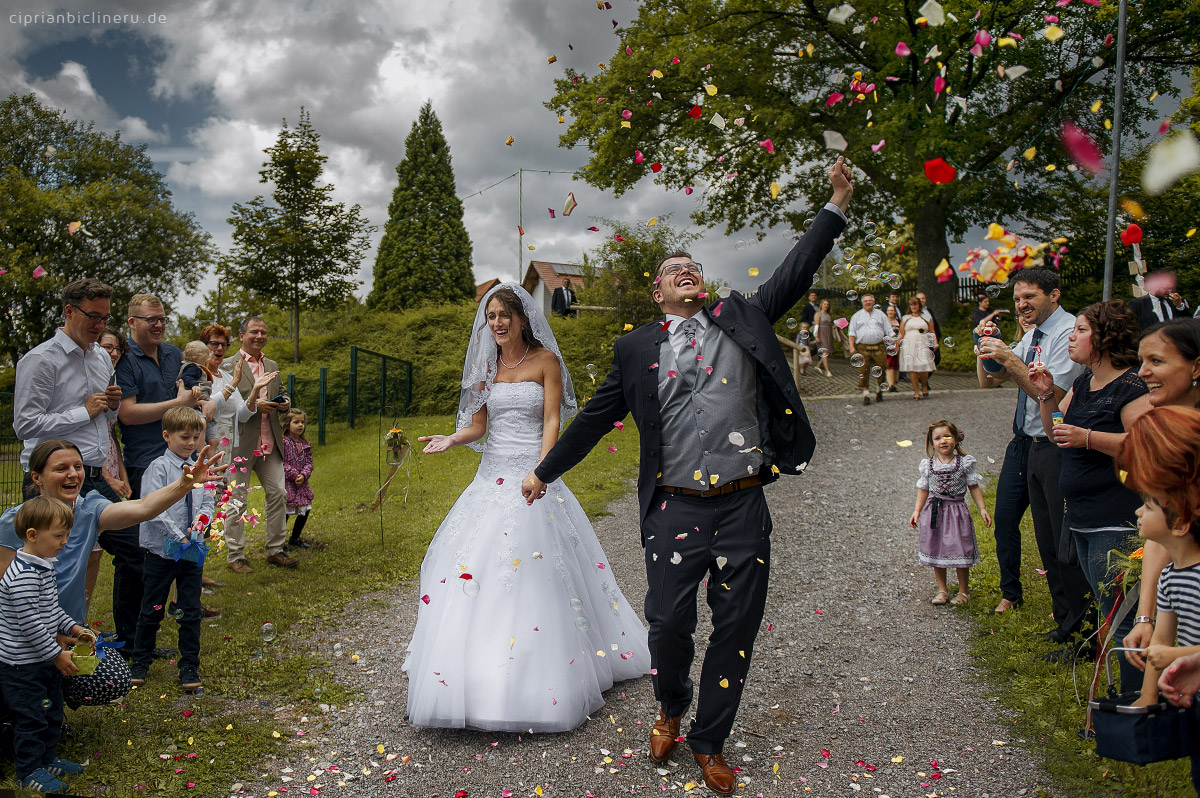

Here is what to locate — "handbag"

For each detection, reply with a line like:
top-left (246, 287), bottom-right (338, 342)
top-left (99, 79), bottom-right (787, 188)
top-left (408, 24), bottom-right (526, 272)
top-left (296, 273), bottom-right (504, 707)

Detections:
top-left (1089, 647), bottom-right (1191, 765)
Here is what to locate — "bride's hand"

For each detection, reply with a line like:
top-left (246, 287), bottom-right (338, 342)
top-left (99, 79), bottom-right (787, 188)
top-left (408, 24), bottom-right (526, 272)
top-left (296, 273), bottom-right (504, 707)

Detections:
top-left (418, 434), bottom-right (454, 454)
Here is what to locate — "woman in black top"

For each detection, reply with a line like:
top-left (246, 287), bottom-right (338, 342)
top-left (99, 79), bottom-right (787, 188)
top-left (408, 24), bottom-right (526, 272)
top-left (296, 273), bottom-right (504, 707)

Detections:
top-left (1030, 300), bottom-right (1152, 680)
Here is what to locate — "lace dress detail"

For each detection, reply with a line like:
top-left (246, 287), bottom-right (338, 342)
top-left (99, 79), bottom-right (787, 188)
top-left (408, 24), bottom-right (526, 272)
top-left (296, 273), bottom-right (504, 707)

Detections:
top-left (403, 382), bottom-right (650, 732)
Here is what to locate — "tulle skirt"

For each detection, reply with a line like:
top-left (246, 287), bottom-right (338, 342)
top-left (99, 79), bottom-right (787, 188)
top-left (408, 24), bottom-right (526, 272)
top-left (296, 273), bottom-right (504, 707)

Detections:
top-left (403, 471), bottom-right (650, 732)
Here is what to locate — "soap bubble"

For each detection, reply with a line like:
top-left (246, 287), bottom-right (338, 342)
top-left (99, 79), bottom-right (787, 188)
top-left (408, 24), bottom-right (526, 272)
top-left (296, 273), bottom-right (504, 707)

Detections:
top-left (866, 253), bottom-right (881, 267)
top-left (849, 353), bottom-right (866, 368)
top-left (462, 578), bottom-right (480, 597)
top-left (585, 363), bottom-right (598, 377)
top-left (863, 221), bottom-right (877, 236)
top-left (802, 491), bottom-right (815, 505)
top-left (985, 284), bottom-right (1002, 298)
top-left (786, 317), bottom-right (798, 330)
top-left (817, 348), bottom-right (830, 358)
top-left (855, 279), bottom-right (869, 291)
top-left (846, 290), bottom-right (859, 302)
top-left (870, 365), bottom-right (883, 378)
top-left (570, 597), bottom-right (583, 612)
top-left (885, 345), bottom-right (898, 356)
top-left (735, 239), bottom-right (746, 251)
top-left (171, 607), bottom-right (184, 620)
top-left (798, 329), bottom-right (811, 342)
top-left (844, 404), bottom-right (856, 416)
top-left (889, 274), bottom-right (903, 289)
top-left (42, 698), bottom-right (52, 708)
top-left (193, 687), bottom-right (206, 698)
top-left (842, 246), bottom-right (856, 259)
top-left (863, 234), bottom-right (877, 247)
top-left (887, 230), bottom-right (900, 244)
top-left (574, 616), bottom-right (591, 632)
top-left (942, 336), bottom-right (956, 348)
top-left (848, 264), bottom-right (865, 280)
top-left (850, 438), bottom-right (863, 450)
top-left (880, 381), bottom-right (890, 391)
top-left (260, 622), bottom-right (277, 643)
top-left (803, 216), bottom-right (815, 229)
top-left (746, 237), bottom-right (757, 248)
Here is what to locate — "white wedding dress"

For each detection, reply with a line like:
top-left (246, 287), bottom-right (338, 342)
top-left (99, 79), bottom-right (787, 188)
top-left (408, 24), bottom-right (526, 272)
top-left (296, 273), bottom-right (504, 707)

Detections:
top-left (403, 381), bottom-right (651, 731)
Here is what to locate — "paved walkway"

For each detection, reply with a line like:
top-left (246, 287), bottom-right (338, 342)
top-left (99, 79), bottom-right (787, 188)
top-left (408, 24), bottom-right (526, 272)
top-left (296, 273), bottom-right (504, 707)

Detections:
top-left (241, 388), bottom-right (1050, 797)
top-left (791, 357), bottom-right (980, 399)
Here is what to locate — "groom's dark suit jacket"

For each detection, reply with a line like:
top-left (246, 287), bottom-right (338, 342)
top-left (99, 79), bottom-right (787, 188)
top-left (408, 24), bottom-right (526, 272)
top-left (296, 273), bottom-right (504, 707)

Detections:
top-left (536, 208), bottom-right (845, 527)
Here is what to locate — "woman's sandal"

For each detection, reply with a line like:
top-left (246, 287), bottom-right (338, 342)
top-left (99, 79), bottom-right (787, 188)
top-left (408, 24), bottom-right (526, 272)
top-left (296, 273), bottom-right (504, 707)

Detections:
top-left (931, 590), bottom-right (950, 605)
top-left (993, 598), bottom-right (1022, 615)
top-left (950, 592), bottom-right (970, 605)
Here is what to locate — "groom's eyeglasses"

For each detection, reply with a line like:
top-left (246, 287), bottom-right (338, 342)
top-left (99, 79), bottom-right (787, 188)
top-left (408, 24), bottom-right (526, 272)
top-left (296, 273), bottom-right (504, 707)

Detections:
top-left (660, 262), bottom-right (704, 279)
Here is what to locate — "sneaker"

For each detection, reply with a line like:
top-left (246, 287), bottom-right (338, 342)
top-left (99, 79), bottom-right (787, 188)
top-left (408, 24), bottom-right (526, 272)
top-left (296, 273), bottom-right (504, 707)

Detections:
top-left (46, 757), bottom-right (84, 777)
top-left (129, 666), bottom-right (147, 687)
top-left (20, 767), bottom-right (67, 793)
top-left (180, 668), bottom-right (203, 692)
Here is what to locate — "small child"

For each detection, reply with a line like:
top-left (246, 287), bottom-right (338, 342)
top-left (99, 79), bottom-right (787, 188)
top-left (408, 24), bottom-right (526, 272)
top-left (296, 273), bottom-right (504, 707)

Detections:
top-left (281, 408), bottom-right (314, 549)
top-left (796, 343), bottom-right (812, 376)
top-left (0, 496), bottom-right (89, 793)
top-left (909, 419), bottom-right (992, 605)
top-left (179, 340), bottom-right (214, 401)
top-left (129, 407), bottom-right (214, 693)
top-left (1119, 408), bottom-right (1200, 712)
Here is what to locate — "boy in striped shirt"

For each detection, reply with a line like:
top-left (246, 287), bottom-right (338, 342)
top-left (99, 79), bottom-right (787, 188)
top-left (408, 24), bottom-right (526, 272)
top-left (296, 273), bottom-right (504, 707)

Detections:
top-left (0, 496), bottom-right (89, 793)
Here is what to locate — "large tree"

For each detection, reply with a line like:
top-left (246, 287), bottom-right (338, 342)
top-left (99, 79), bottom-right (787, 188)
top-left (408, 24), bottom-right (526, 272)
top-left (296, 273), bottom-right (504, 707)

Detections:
top-left (226, 108), bottom-right (373, 362)
top-left (368, 101), bottom-right (475, 310)
top-left (0, 93), bottom-right (213, 365)
top-left (546, 0), bottom-right (1200, 320)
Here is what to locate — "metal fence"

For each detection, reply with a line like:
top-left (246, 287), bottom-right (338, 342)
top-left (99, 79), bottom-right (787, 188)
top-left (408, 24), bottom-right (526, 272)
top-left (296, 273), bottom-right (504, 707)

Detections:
top-left (282, 346), bottom-right (413, 445)
top-left (0, 393), bottom-right (21, 510)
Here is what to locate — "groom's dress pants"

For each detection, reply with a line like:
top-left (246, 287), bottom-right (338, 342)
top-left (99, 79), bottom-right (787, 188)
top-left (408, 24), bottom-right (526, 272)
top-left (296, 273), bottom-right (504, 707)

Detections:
top-left (642, 484), bottom-right (772, 755)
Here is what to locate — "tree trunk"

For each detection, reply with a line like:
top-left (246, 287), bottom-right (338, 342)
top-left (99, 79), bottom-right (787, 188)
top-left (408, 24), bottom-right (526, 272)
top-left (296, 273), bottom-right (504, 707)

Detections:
top-left (911, 201), bottom-right (957, 324)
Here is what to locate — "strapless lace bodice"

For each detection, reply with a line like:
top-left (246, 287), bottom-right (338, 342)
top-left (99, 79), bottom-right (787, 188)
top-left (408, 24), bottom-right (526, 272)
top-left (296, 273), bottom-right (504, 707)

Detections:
top-left (478, 381), bottom-right (544, 480)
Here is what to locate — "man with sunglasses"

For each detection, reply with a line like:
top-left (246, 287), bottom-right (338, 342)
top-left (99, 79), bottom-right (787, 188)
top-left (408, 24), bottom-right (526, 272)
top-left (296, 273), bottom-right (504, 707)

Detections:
top-left (524, 158), bottom-right (853, 795)
top-left (13, 278), bottom-right (123, 494)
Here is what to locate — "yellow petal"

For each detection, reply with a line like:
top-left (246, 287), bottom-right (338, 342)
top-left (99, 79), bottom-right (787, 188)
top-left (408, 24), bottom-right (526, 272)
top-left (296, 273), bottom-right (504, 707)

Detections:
top-left (719, 677), bottom-right (730, 688)
top-left (505, 135), bottom-right (514, 146)
top-left (694, 470), bottom-right (703, 482)
top-left (705, 84), bottom-right (718, 95)
top-left (1105, 118), bottom-right (1112, 130)
top-left (710, 474), bottom-right (719, 485)
top-left (770, 464), bottom-right (780, 475)
top-left (1044, 25), bottom-right (1065, 42)
top-left (1023, 146), bottom-right (1036, 160)
top-left (896, 440), bottom-right (913, 447)
top-left (806, 43), bottom-right (815, 56)
top-left (557, 116), bottom-right (564, 124)
top-left (623, 323), bottom-right (633, 331)
top-left (1045, 163), bottom-right (1056, 171)
top-left (748, 267), bottom-right (759, 277)
top-left (650, 69), bottom-right (663, 78)
top-left (647, 217), bottom-right (658, 226)
top-left (1091, 99), bottom-right (1103, 113)
top-left (620, 120), bottom-right (631, 128)
top-left (985, 222), bottom-right (1006, 240)
top-left (1150, 90), bottom-right (1159, 102)
top-left (998, 37), bottom-right (1016, 47)
top-left (770, 181), bottom-right (781, 200)
top-left (547, 55), bottom-right (557, 64)
top-left (1187, 228), bottom-right (1197, 238)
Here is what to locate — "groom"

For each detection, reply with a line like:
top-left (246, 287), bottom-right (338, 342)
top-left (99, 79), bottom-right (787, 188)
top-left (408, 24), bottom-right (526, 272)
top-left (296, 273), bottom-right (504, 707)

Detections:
top-left (522, 159), bottom-right (852, 794)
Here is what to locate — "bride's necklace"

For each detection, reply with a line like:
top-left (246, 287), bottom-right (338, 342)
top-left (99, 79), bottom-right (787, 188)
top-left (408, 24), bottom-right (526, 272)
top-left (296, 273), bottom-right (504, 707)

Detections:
top-left (499, 345), bottom-right (530, 369)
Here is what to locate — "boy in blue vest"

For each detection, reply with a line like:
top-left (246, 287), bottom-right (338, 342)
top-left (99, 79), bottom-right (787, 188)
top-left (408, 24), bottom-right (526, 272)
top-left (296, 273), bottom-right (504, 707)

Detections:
top-left (129, 406), bottom-right (213, 693)
top-left (0, 496), bottom-right (89, 793)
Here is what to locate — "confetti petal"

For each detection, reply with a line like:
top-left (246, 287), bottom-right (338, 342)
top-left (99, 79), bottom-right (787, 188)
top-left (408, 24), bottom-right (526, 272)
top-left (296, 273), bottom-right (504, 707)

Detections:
top-left (919, 0), bottom-right (945, 26)
top-left (1061, 121), bottom-right (1105, 174)
top-left (822, 130), bottom-right (848, 151)
top-left (923, 157), bottom-right (956, 183)
top-left (827, 3), bottom-right (855, 24)
top-left (1142, 130), bottom-right (1200, 195)
top-left (895, 41), bottom-right (911, 57)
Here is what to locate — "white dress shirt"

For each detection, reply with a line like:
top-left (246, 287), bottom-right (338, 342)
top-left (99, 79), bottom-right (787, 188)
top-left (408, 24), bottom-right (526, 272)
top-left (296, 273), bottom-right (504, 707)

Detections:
top-left (847, 308), bottom-right (890, 345)
top-left (14, 329), bottom-right (116, 469)
top-left (1012, 305), bottom-right (1086, 437)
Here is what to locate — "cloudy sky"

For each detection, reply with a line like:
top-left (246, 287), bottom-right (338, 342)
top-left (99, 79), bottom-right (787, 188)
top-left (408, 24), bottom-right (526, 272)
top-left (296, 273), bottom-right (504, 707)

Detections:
top-left (1, 0), bottom-right (827, 314)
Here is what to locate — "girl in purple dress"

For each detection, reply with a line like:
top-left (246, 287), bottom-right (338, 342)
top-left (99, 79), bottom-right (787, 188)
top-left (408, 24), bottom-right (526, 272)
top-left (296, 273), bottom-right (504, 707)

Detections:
top-left (909, 420), bottom-right (992, 605)
top-left (281, 409), bottom-right (314, 549)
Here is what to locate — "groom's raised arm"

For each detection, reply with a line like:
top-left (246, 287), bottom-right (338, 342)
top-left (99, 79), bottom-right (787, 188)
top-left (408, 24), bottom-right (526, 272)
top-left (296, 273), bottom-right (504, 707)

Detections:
top-left (751, 157), bottom-right (853, 323)
top-left (534, 352), bottom-right (629, 487)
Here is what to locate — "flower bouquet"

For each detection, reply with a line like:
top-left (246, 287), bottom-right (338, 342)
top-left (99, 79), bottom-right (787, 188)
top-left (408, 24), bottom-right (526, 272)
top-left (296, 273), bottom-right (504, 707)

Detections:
top-left (385, 427), bottom-right (410, 466)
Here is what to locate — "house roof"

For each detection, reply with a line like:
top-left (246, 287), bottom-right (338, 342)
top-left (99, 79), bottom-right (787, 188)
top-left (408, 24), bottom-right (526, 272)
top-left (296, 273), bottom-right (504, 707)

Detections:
top-left (474, 278), bottom-right (502, 303)
top-left (522, 261), bottom-right (585, 294)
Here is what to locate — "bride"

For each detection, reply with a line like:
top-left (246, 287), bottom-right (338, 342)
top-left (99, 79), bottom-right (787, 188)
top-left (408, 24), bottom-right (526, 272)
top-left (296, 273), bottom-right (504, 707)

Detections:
top-left (406, 283), bottom-right (650, 731)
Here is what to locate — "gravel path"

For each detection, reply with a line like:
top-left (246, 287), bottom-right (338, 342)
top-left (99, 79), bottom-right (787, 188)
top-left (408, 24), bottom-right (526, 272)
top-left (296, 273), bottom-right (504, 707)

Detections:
top-left (239, 387), bottom-right (1052, 798)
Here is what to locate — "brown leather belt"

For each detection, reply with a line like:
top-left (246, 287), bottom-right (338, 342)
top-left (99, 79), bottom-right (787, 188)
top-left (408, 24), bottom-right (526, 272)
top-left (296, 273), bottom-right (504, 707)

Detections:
top-left (657, 472), bottom-right (765, 498)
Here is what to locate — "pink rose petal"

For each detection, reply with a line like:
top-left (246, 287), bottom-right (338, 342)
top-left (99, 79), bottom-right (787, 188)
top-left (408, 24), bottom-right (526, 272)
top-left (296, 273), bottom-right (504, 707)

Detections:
top-left (826, 92), bottom-right (845, 106)
top-left (895, 41), bottom-right (911, 57)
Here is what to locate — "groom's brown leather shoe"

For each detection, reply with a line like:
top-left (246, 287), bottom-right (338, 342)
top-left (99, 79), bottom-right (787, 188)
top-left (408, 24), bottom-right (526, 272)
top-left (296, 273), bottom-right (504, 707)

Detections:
top-left (692, 750), bottom-right (736, 796)
top-left (649, 711), bottom-right (682, 762)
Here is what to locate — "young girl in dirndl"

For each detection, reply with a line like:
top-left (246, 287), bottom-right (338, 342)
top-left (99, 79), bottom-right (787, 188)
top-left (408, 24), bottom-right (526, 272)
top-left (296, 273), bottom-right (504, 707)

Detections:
top-left (909, 420), bottom-right (992, 606)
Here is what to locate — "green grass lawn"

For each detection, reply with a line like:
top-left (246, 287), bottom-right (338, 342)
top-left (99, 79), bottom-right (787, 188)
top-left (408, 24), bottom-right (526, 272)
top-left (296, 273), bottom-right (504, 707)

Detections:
top-left (9, 414), bottom-right (637, 796)
top-left (963, 485), bottom-right (1192, 796)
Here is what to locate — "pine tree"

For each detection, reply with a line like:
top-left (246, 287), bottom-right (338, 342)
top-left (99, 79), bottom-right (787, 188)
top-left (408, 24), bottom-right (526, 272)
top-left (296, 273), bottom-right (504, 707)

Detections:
top-left (369, 101), bottom-right (474, 310)
top-left (226, 108), bottom-right (373, 362)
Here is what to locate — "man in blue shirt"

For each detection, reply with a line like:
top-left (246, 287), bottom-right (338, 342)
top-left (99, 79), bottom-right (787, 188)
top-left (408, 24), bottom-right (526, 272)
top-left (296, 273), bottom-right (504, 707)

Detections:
top-left (111, 293), bottom-right (198, 648)
top-left (975, 268), bottom-right (1091, 657)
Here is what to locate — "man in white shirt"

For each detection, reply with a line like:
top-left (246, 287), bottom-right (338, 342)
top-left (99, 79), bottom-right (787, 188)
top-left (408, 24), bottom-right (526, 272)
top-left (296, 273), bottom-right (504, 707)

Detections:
top-left (13, 279), bottom-right (122, 496)
top-left (1128, 270), bottom-right (1191, 331)
top-left (846, 294), bottom-right (890, 405)
top-left (975, 268), bottom-right (1090, 656)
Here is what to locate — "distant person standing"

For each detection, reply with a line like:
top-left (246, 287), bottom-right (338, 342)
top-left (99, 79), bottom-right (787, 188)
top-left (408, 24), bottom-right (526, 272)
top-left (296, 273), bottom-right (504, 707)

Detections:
top-left (550, 278), bottom-right (576, 317)
top-left (1128, 270), bottom-right (1191, 331)
top-left (917, 290), bottom-right (942, 370)
top-left (847, 294), bottom-right (890, 405)
top-left (221, 316), bottom-right (297, 572)
top-left (799, 290), bottom-right (820, 333)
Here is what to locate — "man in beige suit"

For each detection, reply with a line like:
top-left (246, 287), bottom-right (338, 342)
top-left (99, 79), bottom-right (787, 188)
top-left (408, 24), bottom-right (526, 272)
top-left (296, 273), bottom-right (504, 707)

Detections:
top-left (221, 316), bottom-right (297, 572)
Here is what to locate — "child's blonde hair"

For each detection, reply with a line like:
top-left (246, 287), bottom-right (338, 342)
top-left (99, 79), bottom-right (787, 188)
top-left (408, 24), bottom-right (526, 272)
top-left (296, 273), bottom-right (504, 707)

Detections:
top-left (282, 408), bottom-right (308, 441)
top-left (182, 340), bottom-right (210, 365)
top-left (925, 419), bottom-right (967, 457)
top-left (14, 496), bottom-right (74, 542)
top-left (163, 405), bottom-right (206, 434)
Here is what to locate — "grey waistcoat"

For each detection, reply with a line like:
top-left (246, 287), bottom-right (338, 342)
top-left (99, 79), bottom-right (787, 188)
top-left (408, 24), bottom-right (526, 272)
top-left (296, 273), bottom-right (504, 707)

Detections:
top-left (657, 321), bottom-right (762, 489)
